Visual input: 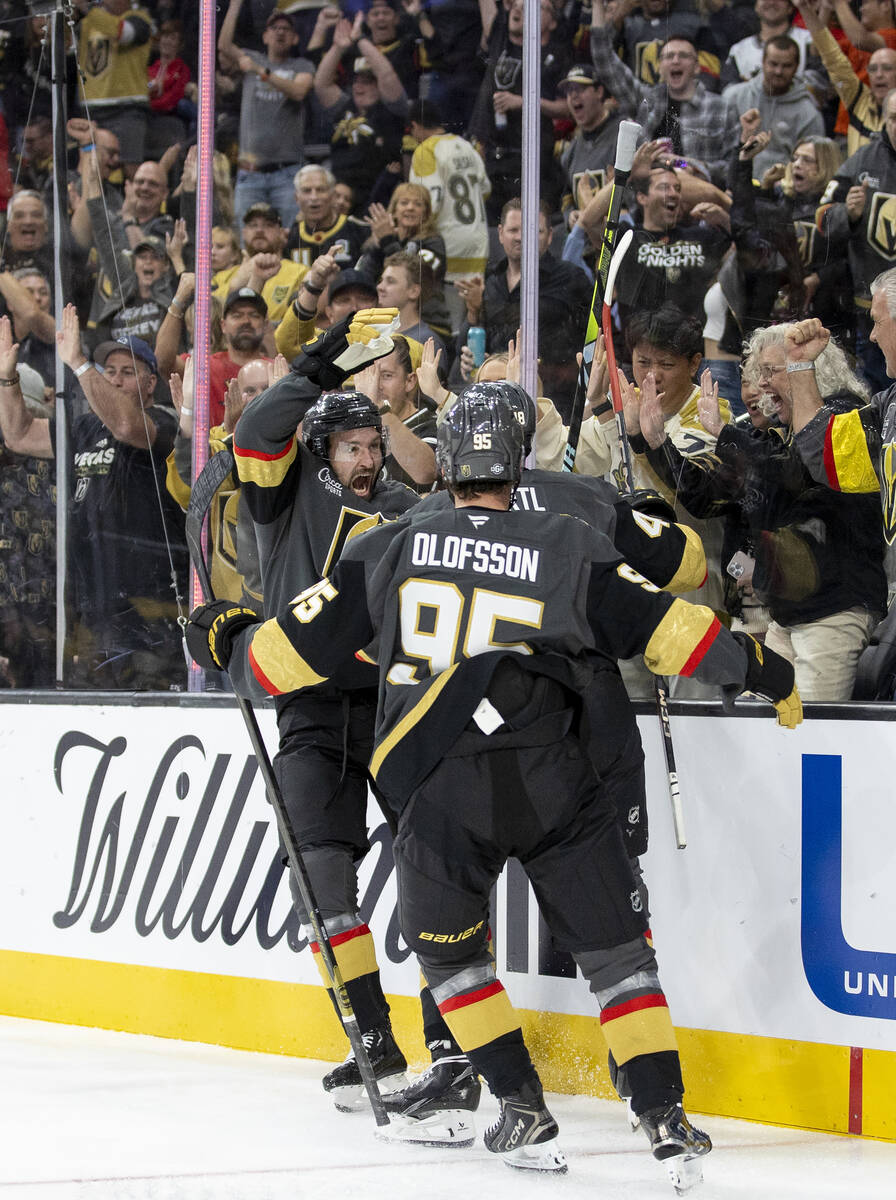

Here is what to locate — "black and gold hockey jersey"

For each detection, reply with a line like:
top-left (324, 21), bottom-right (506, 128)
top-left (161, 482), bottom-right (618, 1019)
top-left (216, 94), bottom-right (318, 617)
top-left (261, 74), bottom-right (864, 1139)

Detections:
top-left (228, 503), bottom-right (748, 801)
top-left (285, 213), bottom-right (369, 271)
top-left (413, 467), bottom-right (706, 594)
top-left (232, 372), bottom-right (417, 691)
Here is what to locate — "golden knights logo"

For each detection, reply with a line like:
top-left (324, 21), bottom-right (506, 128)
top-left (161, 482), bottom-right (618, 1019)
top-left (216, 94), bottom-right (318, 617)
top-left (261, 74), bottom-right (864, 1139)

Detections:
top-left (635, 40), bottom-right (663, 85)
top-left (333, 115), bottom-right (375, 146)
top-left (86, 35), bottom-right (111, 78)
top-left (866, 191), bottom-right (896, 261)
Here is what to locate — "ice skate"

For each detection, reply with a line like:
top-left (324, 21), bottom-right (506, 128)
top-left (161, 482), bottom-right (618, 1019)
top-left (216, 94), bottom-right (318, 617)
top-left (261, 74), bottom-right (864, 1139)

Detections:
top-left (640, 1102), bottom-right (711, 1194)
top-left (483, 1079), bottom-right (567, 1173)
top-left (321, 1025), bottom-right (408, 1113)
top-left (375, 1055), bottom-right (480, 1148)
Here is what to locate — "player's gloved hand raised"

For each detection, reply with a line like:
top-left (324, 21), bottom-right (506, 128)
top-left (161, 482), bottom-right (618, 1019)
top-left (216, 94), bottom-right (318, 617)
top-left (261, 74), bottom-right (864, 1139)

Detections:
top-left (619, 487), bottom-right (675, 524)
top-left (185, 600), bottom-right (259, 672)
top-left (294, 307), bottom-right (399, 391)
top-left (724, 632), bottom-right (803, 728)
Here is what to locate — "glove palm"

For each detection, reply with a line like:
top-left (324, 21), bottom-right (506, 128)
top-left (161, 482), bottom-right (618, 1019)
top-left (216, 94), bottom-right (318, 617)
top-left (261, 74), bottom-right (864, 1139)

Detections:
top-left (294, 308), bottom-right (399, 391)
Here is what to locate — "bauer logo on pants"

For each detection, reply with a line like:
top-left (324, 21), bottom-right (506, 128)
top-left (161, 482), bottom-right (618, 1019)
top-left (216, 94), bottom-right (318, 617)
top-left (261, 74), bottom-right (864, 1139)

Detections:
top-left (800, 754), bottom-right (896, 1021)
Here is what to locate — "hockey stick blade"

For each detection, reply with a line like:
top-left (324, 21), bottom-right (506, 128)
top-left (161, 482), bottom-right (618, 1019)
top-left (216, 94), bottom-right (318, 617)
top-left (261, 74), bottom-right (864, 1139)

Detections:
top-left (563, 121), bottom-right (642, 472)
top-left (602, 227), bottom-right (634, 312)
top-left (185, 449), bottom-right (235, 603)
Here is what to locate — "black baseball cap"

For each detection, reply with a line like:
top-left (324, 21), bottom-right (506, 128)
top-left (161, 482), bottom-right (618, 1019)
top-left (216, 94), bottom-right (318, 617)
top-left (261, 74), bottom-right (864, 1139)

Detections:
top-left (243, 202), bottom-right (282, 225)
top-left (328, 269), bottom-right (377, 302)
top-left (223, 287), bottom-right (268, 318)
top-left (558, 64), bottom-right (600, 92)
top-left (132, 234), bottom-right (167, 258)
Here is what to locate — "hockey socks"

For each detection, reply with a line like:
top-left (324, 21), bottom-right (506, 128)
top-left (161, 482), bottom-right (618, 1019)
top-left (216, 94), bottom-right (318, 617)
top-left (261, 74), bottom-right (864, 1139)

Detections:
top-left (595, 970), bottom-right (684, 1114)
top-left (429, 965), bottom-right (534, 1097)
top-left (419, 983), bottom-right (465, 1060)
top-left (304, 914), bottom-right (391, 1032)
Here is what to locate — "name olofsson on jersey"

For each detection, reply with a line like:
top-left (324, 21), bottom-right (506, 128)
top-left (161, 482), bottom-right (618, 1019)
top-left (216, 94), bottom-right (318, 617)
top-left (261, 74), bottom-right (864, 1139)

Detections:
top-left (410, 530), bottom-right (541, 583)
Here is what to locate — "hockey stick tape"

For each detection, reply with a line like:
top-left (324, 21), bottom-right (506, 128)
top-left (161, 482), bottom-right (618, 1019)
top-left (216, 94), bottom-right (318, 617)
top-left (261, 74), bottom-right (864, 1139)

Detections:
top-left (615, 120), bottom-right (641, 173)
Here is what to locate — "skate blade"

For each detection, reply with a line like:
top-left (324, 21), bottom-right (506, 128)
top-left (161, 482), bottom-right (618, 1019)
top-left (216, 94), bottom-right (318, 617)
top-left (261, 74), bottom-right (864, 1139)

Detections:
top-left (499, 1136), bottom-right (568, 1173)
top-left (332, 1071), bottom-right (409, 1113)
top-left (374, 1110), bottom-right (475, 1149)
top-left (664, 1152), bottom-right (705, 1195)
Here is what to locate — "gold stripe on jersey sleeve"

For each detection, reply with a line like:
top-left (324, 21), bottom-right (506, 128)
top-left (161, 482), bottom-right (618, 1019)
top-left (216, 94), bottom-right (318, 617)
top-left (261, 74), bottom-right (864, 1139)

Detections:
top-left (643, 599), bottom-right (718, 677)
top-left (250, 619), bottom-right (327, 694)
top-left (664, 524), bottom-right (707, 595)
top-left (234, 438), bottom-right (297, 488)
top-left (828, 410), bottom-right (879, 493)
top-left (370, 664), bottom-right (459, 780)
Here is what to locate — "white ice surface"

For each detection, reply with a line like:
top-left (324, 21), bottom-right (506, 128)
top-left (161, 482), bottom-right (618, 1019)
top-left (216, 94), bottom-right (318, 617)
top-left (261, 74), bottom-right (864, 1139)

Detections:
top-left (1, 1016), bottom-right (893, 1199)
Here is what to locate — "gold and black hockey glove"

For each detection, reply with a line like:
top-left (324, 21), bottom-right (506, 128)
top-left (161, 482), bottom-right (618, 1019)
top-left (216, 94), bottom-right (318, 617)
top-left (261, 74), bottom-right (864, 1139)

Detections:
top-left (620, 487), bottom-right (676, 524)
top-left (726, 632), bottom-right (803, 728)
top-left (294, 307), bottom-right (399, 390)
top-left (185, 600), bottom-right (259, 672)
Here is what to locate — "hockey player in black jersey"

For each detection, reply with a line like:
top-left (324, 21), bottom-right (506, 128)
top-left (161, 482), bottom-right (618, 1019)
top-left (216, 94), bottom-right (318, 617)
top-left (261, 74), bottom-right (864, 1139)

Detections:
top-left (190, 392), bottom-right (801, 1188)
top-left (383, 378), bottom-right (708, 1133)
top-left (231, 309), bottom-right (419, 1111)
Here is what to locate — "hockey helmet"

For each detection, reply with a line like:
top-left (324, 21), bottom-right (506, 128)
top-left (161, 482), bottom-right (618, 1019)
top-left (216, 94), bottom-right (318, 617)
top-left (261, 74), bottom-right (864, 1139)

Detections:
top-left (302, 391), bottom-right (382, 460)
top-left (437, 390), bottom-right (524, 487)
top-left (461, 380), bottom-right (536, 455)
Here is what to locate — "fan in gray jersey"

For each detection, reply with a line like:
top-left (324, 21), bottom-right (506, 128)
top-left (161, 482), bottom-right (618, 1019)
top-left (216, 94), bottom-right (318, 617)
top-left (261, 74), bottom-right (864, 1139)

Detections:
top-left (556, 64), bottom-right (622, 224)
top-left (189, 391), bottom-right (801, 1186)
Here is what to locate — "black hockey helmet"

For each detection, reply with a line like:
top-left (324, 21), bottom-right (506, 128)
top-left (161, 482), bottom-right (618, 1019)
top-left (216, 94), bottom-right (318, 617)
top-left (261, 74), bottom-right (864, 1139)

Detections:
top-left (302, 391), bottom-right (382, 460)
top-left (462, 380), bottom-right (536, 455)
top-left (437, 390), bottom-right (524, 487)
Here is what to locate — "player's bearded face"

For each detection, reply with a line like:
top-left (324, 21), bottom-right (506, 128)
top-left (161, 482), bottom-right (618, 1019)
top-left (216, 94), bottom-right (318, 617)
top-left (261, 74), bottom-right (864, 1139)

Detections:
top-left (329, 427), bottom-right (384, 498)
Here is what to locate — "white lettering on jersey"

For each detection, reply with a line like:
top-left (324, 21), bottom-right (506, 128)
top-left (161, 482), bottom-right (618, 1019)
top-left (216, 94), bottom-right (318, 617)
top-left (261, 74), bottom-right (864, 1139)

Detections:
top-left (410, 531), bottom-right (540, 582)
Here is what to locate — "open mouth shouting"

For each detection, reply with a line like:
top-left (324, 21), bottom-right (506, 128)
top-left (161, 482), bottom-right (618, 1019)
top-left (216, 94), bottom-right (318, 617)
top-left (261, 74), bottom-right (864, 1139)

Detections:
top-left (348, 467), bottom-right (375, 498)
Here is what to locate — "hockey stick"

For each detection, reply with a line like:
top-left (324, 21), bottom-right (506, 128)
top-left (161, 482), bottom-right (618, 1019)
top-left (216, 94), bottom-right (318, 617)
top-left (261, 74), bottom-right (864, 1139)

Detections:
top-left (601, 228), bottom-right (635, 495)
top-left (184, 451), bottom-right (391, 1126)
top-left (563, 118), bottom-right (641, 473)
top-left (602, 234), bottom-right (687, 851)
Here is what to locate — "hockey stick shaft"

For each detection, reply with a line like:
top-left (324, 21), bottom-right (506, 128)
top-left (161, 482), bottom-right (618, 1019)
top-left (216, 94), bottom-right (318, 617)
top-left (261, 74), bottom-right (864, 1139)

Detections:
top-left (601, 233), bottom-right (687, 850)
top-left (563, 119), bottom-right (641, 473)
top-left (185, 452), bottom-right (390, 1125)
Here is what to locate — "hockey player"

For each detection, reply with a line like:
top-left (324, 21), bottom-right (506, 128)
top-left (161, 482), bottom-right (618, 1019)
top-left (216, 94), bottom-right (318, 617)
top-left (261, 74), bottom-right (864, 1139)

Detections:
top-left (378, 379), bottom-right (706, 1136)
top-left (188, 393), bottom-right (802, 1187)
top-left (230, 309), bottom-right (419, 1110)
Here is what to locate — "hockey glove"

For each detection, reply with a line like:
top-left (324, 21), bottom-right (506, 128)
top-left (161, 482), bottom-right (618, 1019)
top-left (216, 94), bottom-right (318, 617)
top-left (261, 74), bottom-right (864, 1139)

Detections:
top-left (185, 600), bottom-right (259, 673)
top-left (294, 307), bottom-right (399, 391)
top-left (725, 632), bottom-right (803, 728)
top-left (619, 488), bottom-right (676, 524)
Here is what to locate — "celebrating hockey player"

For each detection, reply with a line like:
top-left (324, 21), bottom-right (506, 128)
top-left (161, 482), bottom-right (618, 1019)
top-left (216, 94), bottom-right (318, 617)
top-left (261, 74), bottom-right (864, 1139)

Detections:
top-left (189, 391), bottom-right (801, 1188)
top-left (230, 309), bottom-right (418, 1110)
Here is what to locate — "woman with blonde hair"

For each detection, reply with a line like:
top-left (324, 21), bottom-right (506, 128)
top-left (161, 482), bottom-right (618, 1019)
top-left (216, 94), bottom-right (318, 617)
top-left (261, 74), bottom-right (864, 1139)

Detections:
top-left (357, 182), bottom-right (450, 337)
top-left (716, 132), bottom-right (851, 360)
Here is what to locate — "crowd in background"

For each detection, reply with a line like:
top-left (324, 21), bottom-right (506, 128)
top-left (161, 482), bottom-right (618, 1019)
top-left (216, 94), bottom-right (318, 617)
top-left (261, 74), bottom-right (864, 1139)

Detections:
top-left (0, 0), bottom-right (893, 699)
